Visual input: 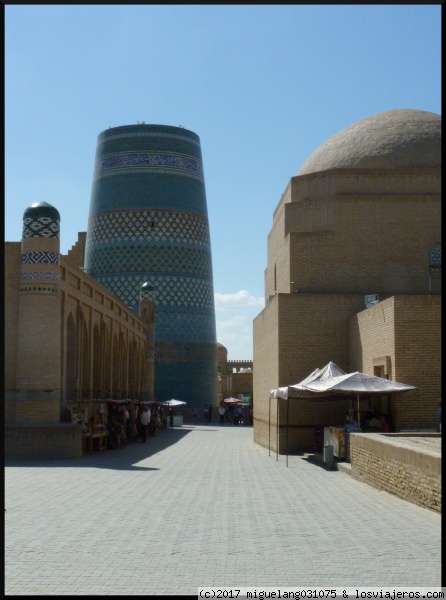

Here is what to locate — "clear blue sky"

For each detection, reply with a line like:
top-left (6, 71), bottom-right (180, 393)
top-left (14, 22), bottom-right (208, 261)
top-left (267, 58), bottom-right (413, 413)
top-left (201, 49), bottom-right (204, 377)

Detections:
top-left (5, 5), bottom-right (441, 360)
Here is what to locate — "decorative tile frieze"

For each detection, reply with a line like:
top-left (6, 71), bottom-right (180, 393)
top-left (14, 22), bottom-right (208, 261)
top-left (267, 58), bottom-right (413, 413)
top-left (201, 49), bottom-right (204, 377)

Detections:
top-left (21, 251), bottom-right (60, 265)
top-left (19, 285), bottom-right (59, 295)
top-left (94, 152), bottom-right (203, 180)
top-left (23, 216), bottom-right (60, 238)
top-left (21, 271), bottom-right (60, 280)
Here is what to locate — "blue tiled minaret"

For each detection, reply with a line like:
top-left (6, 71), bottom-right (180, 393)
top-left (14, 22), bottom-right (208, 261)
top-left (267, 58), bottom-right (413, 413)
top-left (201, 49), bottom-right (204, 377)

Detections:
top-left (84, 124), bottom-right (217, 405)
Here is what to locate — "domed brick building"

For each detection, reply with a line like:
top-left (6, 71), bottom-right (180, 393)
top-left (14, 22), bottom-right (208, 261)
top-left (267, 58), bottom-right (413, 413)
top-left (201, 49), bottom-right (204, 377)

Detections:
top-left (253, 109), bottom-right (441, 453)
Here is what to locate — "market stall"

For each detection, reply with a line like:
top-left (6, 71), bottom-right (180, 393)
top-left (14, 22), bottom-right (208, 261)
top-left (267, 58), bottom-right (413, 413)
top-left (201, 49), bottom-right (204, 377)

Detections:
top-left (162, 399), bottom-right (187, 427)
top-left (269, 362), bottom-right (417, 466)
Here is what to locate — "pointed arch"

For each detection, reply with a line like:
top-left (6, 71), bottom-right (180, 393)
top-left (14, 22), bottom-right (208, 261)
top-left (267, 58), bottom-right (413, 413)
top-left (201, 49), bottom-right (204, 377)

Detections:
top-left (128, 337), bottom-right (138, 399)
top-left (66, 312), bottom-right (77, 400)
top-left (119, 331), bottom-right (127, 397)
top-left (112, 332), bottom-right (119, 398)
top-left (92, 323), bottom-right (102, 398)
top-left (81, 316), bottom-right (90, 399)
top-left (102, 321), bottom-right (111, 399)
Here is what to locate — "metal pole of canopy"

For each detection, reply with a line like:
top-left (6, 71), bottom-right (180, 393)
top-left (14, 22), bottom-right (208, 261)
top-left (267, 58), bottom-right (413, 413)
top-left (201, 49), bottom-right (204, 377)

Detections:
top-left (276, 399), bottom-right (279, 461)
top-left (286, 398), bottom-right (289, 468)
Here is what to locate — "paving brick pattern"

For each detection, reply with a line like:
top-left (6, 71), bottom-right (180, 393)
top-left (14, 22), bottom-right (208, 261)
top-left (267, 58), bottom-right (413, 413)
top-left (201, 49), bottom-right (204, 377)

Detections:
top-left (5, 425), bottom-right (441, 595)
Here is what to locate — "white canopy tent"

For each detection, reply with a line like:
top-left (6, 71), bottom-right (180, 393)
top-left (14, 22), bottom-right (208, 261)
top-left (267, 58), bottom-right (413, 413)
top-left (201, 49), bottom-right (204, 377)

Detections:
top-left (268, 362), bottom-right (347, 465)
top-left (268, 364), bottom-right (417, 466)
top-left (303, 371), bottom-right (417, 429)
top-left (162, 399), bottom-right (187, 407)
top-left (303, 371), bottom-right (417, 395)
top-left (270, 361), bottom-right (347, 400)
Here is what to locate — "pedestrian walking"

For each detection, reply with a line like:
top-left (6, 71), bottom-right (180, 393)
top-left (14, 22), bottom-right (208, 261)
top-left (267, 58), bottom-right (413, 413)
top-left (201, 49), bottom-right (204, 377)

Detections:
top-left (139, 406), bottom-right (149, 443)
top-left (218, 404), bottom-right (225, 425)
top-left (193, 405), bottom-right (200, 424)
top-left (208, 403), bottom-right (213, 424)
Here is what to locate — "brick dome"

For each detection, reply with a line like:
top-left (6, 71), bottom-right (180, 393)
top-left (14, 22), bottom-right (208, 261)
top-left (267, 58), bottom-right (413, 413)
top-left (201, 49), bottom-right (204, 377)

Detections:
top-left (298, 109), bottom-right (441, 176)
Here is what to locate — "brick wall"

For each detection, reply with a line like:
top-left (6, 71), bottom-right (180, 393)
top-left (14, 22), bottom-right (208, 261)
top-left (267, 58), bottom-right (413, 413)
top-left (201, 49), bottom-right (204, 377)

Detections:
top-left (254, 293), bottom-right (361, 453)
top-left (349, 296), bottom-right (441, 430)
top-left (59, 256), bottom-right (153, 404)
top-left (283, 168), bottom-right (441, 296)
top-left (6, 424), bottom-right (82, 460)
top-left (5, 243), bottom-right (21, 422)
top-left (350, 433), bottom-right (441, 513)
top-left (253, 162), bottom-right (440, 455)
top-left (5, 234), bottom-right (153, 458)
top-left (232, 372), bottom-right (253, 398)
top-left (253, 297), bottom-right (280, 449)
top-left (65, 232), bottom-right (87, 268)
top-left (393, 296), bottom-right (441, 429)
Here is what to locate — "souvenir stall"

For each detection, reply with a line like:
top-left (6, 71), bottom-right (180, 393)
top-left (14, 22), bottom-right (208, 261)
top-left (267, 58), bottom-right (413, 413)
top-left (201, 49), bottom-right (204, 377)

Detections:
top-left (105, 399), bottom-right (140, 449)
top-left (69, 399), bottom-right (108, 454)
top-left (269, 362), bottom-right (417, 467)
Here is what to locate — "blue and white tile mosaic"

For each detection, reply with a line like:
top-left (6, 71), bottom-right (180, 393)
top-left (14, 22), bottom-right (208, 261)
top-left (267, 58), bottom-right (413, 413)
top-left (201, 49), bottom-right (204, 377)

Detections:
top-left (86, 209), bottom-right (210, 246)
top-left (20, 271), bottom-right (60, 280)
top-left (21, 251), bottom-right (60, 265)
top-left (95, 274), bottom-right (214, 310)
top-left (23, 216), bottom-right (60, 238)
top-left (94, 153), bottom-right (203, 180)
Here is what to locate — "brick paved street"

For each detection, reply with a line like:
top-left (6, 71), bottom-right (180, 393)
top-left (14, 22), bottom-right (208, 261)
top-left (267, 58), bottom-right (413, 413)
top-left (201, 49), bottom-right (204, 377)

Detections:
top-left (5, 425), bottom-right (441, 595)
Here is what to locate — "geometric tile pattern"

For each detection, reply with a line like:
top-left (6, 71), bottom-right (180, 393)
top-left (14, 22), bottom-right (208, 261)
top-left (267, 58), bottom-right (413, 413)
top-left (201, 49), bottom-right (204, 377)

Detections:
top-left (86, 210), bottom-right (210, 246)
top-left (95, 274), bottom-right (214, 310)
top-left (429, 243), bottom-right (441, 276)
top-left (85, 124), bottom-right (217, 404)
top-left (21, 251), bottom-right (60, 265)
top-left (94, 153), bottom-right (203, 180)
top-left (23, 215), bottom-right (60, 238)
top-left (85, 244), bottom-right (212, 278)
top-left (429, 243), bottom-right (441, 267)
top-left (20, 271), bottom-right (60, 280)
top-left (156, 311), bottom-right (216, 344)
top-left (19, 284), bottom-right (58, 295)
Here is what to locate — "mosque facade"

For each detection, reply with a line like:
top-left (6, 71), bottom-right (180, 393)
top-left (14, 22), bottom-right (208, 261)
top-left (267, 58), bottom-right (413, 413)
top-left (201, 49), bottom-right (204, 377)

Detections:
top-left (253, 109), bottom-right (441, 454)
top-left (5, 203), bottom-right (155, 459)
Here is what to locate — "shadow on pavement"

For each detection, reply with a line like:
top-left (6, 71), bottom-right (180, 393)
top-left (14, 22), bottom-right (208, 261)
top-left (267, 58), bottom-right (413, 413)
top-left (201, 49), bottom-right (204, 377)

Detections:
top-left (301, 453), bottom-right (340, 472)
top-left (5, 427), bottom-right (194, 472)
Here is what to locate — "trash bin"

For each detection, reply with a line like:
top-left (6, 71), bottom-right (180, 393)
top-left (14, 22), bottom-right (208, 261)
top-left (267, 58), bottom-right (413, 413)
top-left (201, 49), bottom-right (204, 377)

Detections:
top-left (323, 445), bottom-right (334, 470)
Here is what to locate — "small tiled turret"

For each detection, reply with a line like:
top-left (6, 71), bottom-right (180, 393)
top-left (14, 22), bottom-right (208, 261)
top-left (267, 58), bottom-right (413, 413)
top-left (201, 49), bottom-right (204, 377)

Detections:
top-left (15, 201), bottom-right (61, 423)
